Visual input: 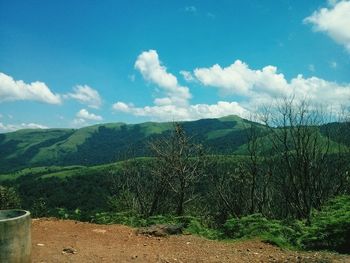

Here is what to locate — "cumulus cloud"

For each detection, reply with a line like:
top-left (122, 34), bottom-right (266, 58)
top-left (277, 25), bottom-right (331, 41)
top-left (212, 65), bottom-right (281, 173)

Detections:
top-left (134, 50), bottom-right (191, 106)
top-left (194, 60), bottom-right (289, 97)
top-left (115, 51), bottom-right (350, 121)
top-left (0, 122), bottom-right (48, 133)
top-left (193, 60), bottom-right (350, 111)
top-left (289, 75), bottom-right (350, 106)
top-left (66, 85), bottom-right (102, 109)
top-left (304, 1), bottom-right (350, 52)
top-left (328, 0), bottom-right (339, 5)
top-left (76, 109), bottom-right (102, 121)
top-left (113, 50), bottom-right (249, 121)
top-left (72, 118), bottom-right (87, 127)
top-left (113, 101), bottom-right (248, 121)
top-left (72, 109), bottom-right (103, 128)
top-left (0, 72), bottom-right (61, 104)
top-left (180, 70), bottom-right (195, 82)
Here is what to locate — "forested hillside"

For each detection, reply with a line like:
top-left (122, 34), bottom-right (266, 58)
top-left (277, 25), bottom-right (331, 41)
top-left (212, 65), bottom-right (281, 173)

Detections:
top-left (0, 115), bottom-right (348, 173)
top-left (1, 107), bottom-right (350, 253)
top-left (0, 116), bottom-right (261, 172)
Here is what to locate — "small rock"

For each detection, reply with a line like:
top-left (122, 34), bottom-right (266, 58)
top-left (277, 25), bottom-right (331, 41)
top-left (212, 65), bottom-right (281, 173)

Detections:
top-left (62, 247), bottom-right (77, 255)
top-left (36, 243), bottom-right (45, 247)
top-left (186, 242), bottom-right (191, 245)
top-left (137, 224), bottom-right (183, 237)
top-left (131, 255), bottom-right (138, 260)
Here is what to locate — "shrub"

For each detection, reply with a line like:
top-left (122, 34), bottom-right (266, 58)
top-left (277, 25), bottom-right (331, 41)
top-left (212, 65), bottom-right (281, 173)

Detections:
top-left (91, 211), bottom-right (147, 227)
top-left (185, 218), bottom-right (222, 239)
top-left (223, 214), bottom-right (302, 248)
top-left (300, 195), bottom-right (350, 253)
top-left (31, 197), bottom-right (48, 217)
top-left (0, 185), bottom-right (21, 210)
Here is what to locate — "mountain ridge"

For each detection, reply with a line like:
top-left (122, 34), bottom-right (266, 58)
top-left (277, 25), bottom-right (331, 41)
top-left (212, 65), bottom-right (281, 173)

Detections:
top-left (0, 115), bottom-right (257, 172)
top-left (0, 115), bottom-right (348, 173)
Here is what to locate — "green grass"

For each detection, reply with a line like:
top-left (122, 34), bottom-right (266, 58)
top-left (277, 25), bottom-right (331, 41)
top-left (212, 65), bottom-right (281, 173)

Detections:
top-left (0, 165), bottom-right (85, 182)
top-left (206, 129), bottom-right (234, 140)
top-left (0, 115), bottom-right (348, 174)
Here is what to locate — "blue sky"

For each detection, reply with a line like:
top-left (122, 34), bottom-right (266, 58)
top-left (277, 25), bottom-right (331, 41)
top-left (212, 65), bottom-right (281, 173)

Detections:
top-left (0, 0), bottom-right (349, 131)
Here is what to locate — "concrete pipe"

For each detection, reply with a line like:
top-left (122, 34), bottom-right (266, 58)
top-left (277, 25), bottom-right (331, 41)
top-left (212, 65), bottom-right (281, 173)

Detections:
top-left (0, 210), bottom-right (31, 263)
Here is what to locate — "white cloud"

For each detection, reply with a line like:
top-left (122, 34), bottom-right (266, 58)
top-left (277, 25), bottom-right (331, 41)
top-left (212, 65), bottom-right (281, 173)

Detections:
top-left (113, 50), bottom-right (249, 121)
top-left (328, 0), bottom-right (339, 6)
top-left (113, 101), bottom-right (248, 121)
top-left (194, 60), bottom-right (289, 97)
top-left (115, 51), bottom-right (350, 121)
top-left (72, 118), bottom-right (86, 127)
top-left (0, 72), bottom-right (61, 104)
top-left (134, 49), bottom-right (191, 106)
top-left (76, 109), bottom-right (102, 121)
top-left (116, 47), bottom-right (350, 122)
top-left (66, 85), bottom-right (102, 109)
top-left (180, 70), bottom-right (195, 82)
top-left (289, 75), bottom-right (350, 107)
top-left (304, 1), bottom-right (350, 52)
top-left (193, 60), bottom-right (350, 111)
top-left (0, 122), bottom-right (48, 133)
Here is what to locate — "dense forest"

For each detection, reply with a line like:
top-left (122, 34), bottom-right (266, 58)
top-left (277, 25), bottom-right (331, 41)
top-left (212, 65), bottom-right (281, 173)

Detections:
top-left (1, 100), bottom-right (350, 253)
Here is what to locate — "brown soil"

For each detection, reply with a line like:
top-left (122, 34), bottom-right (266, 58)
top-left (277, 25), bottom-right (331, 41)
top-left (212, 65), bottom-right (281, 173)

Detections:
top-left (32, 218), bottom-right (349, 263)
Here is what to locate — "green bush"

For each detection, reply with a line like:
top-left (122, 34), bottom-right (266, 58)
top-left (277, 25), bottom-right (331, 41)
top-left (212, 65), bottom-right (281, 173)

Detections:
top-left (31, 198), bottom-right (48, 217)
top-left (185, 218), bottom-right (222, 239)
top-left (146, 215), bottom-right (176, 225)
top-left (0, 185), bottom-right (21, 210)
top-left (91, 211), bottom-right (147, 227)
top-left (223, 214), bottom-right (302, 248)
top-left (300, 195), bottom-right (350, 253)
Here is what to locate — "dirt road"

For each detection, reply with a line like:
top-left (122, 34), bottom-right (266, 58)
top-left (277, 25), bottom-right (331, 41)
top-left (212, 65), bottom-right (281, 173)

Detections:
top-left (31, 218), bottom-right (349, 263)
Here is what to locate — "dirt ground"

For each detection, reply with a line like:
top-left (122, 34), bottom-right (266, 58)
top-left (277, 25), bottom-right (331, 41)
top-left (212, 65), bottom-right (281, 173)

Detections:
top-left (31, 218), bottom-right (350, 263)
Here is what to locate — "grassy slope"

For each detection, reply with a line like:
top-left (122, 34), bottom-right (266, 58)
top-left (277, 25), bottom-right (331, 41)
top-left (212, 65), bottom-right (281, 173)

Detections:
top-left (0, 116), bottom-right (248, 172)
top-left (0, 155), bottom-right (245, 182)
top-left (0, 115), bottom-right (348, 174)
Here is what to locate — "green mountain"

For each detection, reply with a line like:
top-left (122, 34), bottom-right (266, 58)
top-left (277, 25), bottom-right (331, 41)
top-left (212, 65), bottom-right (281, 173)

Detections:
top-left (0, 116), bottom-right (258, 172)
top-left (0, 115), bottom-right (348, 173)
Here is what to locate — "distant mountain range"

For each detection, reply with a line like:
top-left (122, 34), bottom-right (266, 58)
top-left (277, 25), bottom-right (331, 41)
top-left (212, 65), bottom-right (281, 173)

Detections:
top-left (0, 115), bottom-right (348, 173)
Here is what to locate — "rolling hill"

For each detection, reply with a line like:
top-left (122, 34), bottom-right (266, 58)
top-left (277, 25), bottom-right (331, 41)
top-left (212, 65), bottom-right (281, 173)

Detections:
top-left (0, 116), bottom-right (258, 172)
top-left (0, 115), bottom-right (348, 173)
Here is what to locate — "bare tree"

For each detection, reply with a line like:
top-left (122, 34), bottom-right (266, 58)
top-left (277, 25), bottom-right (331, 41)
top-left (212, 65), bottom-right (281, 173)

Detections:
top-left (241, 117), bottom-right (275, 216)
top-left (207, 158), bottom-right (249, 219)
top-left (108, 149), bottom-right (156, 216)
top-left (262, 98), bottom-right (333, 220)
top-left (207, 117), bottom-right (272, 220)
top-left (149, 123), bottom-right (206, 216)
